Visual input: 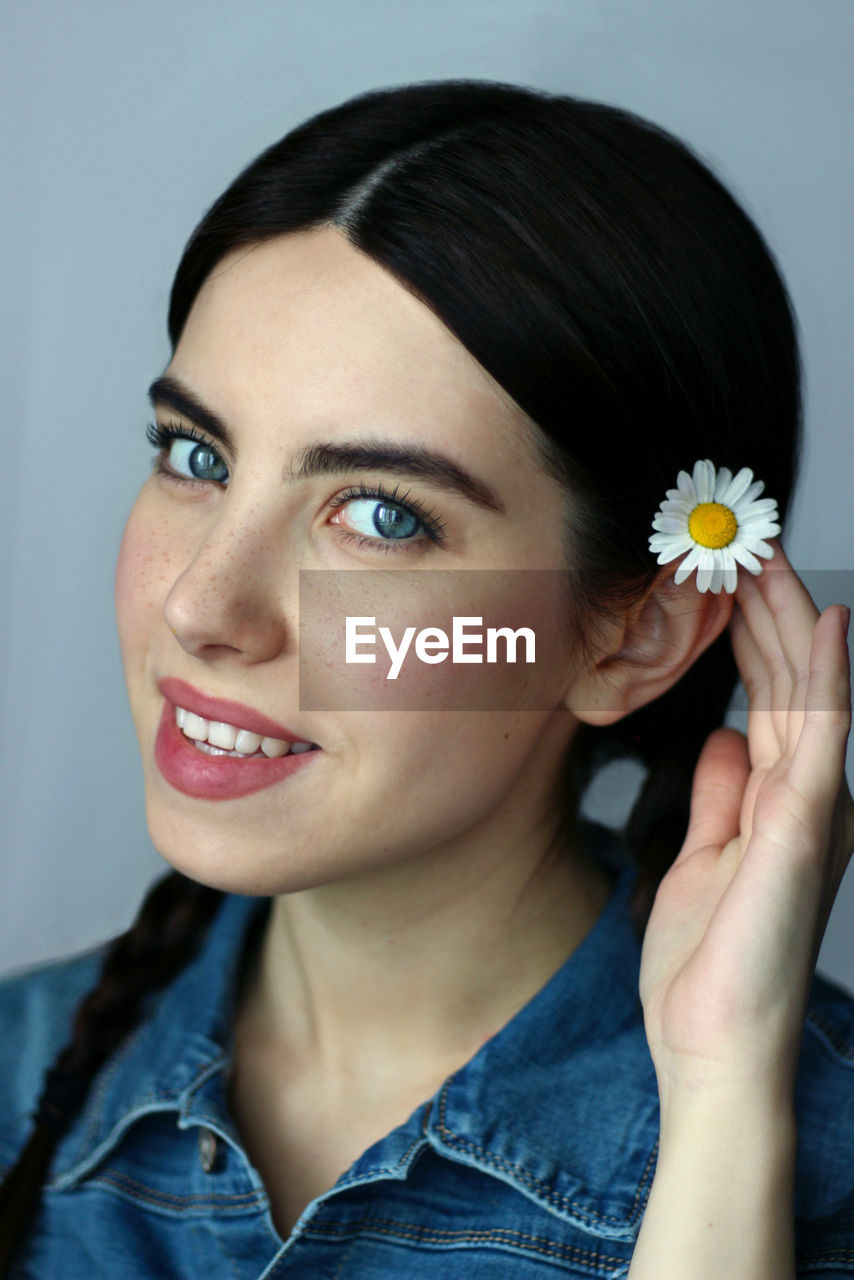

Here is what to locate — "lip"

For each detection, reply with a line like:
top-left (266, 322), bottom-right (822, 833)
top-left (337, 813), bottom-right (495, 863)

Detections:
top-left (154, 700), bottom-right (320, 801)
top-left (158, 676), bottom-right (312, 743)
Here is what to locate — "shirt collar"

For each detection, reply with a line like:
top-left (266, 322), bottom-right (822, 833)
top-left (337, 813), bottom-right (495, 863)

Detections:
top-left (53, 821), bottom-right (658, 1238)
top-left (52, 885), bottom-right (271, 1186)
top-left (423, 828), bottom-right (659, 1240)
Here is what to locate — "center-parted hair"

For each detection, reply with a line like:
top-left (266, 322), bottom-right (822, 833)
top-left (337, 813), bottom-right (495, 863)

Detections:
top-left (0, 78), bottom-right (801, 1268)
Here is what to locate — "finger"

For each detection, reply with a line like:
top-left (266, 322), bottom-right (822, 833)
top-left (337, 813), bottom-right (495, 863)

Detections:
top-left (727, 599), bottom-right (769, 707)
top-left (735, 540), bottom-right (820, 750)
top-left (727, 603), bottom-right (781, 771)
top-left (676, 727), bottom-right (751, 864)
top-left (733, 562), bottom-right (793, 753)
top-left (787, 605), bottom-right (852, 807)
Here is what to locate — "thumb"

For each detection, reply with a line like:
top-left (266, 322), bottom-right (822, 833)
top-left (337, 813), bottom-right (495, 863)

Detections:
top-left (675, 727), bottom-right (751, 865)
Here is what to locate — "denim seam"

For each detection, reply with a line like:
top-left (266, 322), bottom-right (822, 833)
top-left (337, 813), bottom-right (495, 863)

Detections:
top-left (334, 1131), bottom-right (426, 1187)
top-left (436, 1082), bottom-right (657, 1228)
top-left (181, 1053), bottom-right (231, 1095)
top-left (74, 1020), bottom-right (151, 1152)
top-left (56, 1046), bottom-right (228, 1182)
top-left (48, 1101), bottom-right (188, 1189)
top-left (305, 1215), bottom-right (628, 1267)
top-left (56, 1165), bottom-right (264, 1210)
top-left (70, 1031), bottom-right (196, 1158)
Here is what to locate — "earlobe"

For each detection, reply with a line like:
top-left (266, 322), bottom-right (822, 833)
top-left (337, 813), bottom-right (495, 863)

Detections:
top-left (561, 573), bottom-right (734, 727)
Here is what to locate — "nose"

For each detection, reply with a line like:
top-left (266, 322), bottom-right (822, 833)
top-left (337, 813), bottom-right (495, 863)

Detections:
top-left (163, 508), bottom-right (293, 664)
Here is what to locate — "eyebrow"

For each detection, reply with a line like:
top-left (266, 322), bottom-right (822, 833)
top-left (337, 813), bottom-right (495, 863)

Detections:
top-left (148, 376), bottom-right (237, 454)
top-left (147, 374), bottom-right (504, 513)
top-left (290, 442), bottom-right (504, 512)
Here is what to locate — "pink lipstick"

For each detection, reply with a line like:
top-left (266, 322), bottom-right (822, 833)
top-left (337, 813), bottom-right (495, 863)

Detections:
top-left (154, 679), bottom-right (320, 801)
top-left (158, 677), bottom-right (311, 743)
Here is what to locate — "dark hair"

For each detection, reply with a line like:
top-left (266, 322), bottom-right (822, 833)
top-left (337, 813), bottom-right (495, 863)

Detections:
top-left (0, 77), bottom-right (801, 1267)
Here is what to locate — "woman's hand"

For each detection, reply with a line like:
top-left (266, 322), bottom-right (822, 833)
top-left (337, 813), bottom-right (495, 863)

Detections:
top-left (638, 538), bottom-right (854, 1110)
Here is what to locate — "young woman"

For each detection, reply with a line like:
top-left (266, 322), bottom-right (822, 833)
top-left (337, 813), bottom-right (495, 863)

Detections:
top-left (1, 79), bottom-right (852, 1278)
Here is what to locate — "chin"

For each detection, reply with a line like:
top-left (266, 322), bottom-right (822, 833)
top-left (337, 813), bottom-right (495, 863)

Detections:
top-left (144, 813), bottom-right (363, 899)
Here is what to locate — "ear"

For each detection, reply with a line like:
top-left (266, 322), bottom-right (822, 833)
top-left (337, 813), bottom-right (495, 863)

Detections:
top-left (562, 566), bottom-right (736, 727)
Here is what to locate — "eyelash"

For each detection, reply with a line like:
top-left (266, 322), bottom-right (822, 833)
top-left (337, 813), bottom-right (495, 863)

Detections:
top-left (144, 419), bottom-right (448, 553)
top-left (145, 420), bottom-right (217, 480)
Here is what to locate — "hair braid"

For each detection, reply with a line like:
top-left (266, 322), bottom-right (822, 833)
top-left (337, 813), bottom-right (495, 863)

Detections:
top-left (0, 871), bottom-right (224, 1273)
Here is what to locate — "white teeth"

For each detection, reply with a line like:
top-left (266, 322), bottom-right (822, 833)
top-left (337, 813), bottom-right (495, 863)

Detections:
top-left (172, 704), bottom-right (315, 757)
top-left (208, 721), bottom-right (237, 750)
top-left (184, 713), bottom-right (209, 742)
top-left (193, 740), bottom-right (235, 757)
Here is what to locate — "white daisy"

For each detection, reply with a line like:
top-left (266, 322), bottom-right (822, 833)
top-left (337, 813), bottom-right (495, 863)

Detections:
top-left (648, 458), bottom-right (781, 594)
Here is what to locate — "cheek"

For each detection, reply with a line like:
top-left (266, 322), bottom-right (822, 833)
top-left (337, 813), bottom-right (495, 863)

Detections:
top-left (345, 703), bottom-right (553, 853)
top-left (114, 496), bottom-right (176, 657)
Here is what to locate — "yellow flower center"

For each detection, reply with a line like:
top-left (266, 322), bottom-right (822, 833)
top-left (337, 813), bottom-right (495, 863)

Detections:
top-left (688, 502), bottom-right (738, 549)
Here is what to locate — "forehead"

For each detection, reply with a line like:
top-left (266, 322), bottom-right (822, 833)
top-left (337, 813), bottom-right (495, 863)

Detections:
top-left (173, 227), bottom-right (537, 464)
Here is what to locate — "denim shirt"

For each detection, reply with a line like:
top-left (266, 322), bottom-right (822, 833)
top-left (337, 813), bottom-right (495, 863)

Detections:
top-left (1, 819), bottom-right (853, 1278)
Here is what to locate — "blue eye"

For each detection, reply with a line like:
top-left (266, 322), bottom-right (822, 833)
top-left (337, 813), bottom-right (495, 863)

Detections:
top-left (145, 421), bottom-right (229, 484)
top-left (329, 483), bottom-right (447, 551)
top-left (144, 421), bottom-right (448, 552)
top-left (167, 438), bottom-right (228, 483)
top-left (341, 497), bottom-right (421, 541)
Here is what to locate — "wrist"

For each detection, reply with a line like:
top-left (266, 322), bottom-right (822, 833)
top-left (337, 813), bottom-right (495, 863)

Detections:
top-left (630, 1098), bottom-right (797, 1280)
top-left (659, 1092), bottom-right (796, 1158)
top-left (658, 1081), bottom-right (796, 1147)
top-left (653, 1052), bottom-right (798, 1131)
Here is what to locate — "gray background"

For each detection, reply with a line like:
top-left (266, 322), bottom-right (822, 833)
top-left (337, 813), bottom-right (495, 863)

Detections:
top-left (1, 0), bottom-right (852, 992)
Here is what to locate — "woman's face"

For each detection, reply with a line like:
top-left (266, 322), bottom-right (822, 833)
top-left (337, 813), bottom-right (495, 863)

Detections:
top-left (115, 227), bottom-right (589, 894)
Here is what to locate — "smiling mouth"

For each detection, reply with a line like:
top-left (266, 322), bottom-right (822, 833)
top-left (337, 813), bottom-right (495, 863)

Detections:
top-left (173, 704), bottom-right (320, 758)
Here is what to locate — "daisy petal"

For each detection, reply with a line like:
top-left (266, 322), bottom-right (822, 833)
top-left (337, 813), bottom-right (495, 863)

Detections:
top-left (737, 509), bottom-right (783, 529)
top-left (696, 547), bottom-right (716, 592)
top-left (676, 469), bottom-right (696, 499)
top-left (720, 467), bottom-right (754, 506)
top-left (693, 459), bottom-right (715, 503)
top-left (713, 467), bottom-right (733, 501)
top-left (729, 541), bottom-right (762, 574)
top-left (660, 499), bottom-right (691, 514)
top-left (653, 538), bottom-right (694, 565)
top-left (721, 547), bottom-right (738, 594)
top-left (739, 520), bottom-right (780, 540)
top-left (649, 528), bottom-right (685, 546)
top-left (652, 515), bottom-right (686, 533)
top-left (673, 543), bottom-right (703, 583)
top-left (653, 532), bottom-right (693, 552)
top-left (709, 557), bottom-right (724, 594)
top-left (745, 537), bottom-right (775, 559)
top-left (739, 479), bottom-right (765, 505)
top-left (736, 498), bottom-right (779, 517)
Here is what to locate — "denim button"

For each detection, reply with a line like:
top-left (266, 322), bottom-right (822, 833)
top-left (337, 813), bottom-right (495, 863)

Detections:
top-left (198, 1127), bottom-right (219, 1173)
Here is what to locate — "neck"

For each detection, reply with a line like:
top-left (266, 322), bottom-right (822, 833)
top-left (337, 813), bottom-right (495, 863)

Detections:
top-left (235, 809), bottom-right (613, 1103)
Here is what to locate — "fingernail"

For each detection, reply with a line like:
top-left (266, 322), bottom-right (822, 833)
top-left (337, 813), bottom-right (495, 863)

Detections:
top-left (842, 606), bottom-right (851, 640)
